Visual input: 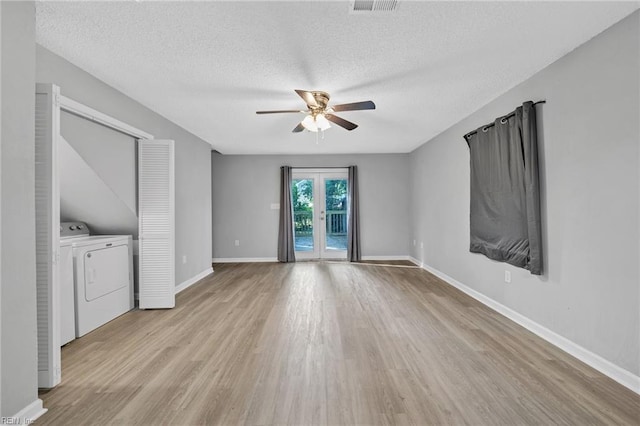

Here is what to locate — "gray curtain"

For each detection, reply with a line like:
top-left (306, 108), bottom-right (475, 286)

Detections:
top-left (464, 101), bottom-right (542, 275)
top-left (277, 166), bottom-right (296, 262)
top-left (347, 165), bottom-right (361, 262)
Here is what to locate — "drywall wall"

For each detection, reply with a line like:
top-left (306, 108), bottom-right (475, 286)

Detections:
top-left (61, 111), bottom-right (137, 214)
top-left (59, 112), bottom-right (138, 237)
top-left (410, 12), bottom-right (639, 376)
top-left (36, 45), bottom-right (212, 285)
top-left (0, 3), bottom-right (3, 414)
top-left (1, 1), bottom-right (40, 416)
top-left (58, 135), bottom-right (137, 236)
top-left (212, 153), bottom-right (410, 259)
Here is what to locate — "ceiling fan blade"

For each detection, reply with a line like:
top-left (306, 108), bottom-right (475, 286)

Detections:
top-left (292, 123), bottom-right (305, 133)
top-left (256, 110), bottom-right (304, 114)
top-left (295, 89), bottom-right (319, 108)
top-left (325, 114), bottom-right (358, 131)
top-left (331, 100), bottom-right (376, 112)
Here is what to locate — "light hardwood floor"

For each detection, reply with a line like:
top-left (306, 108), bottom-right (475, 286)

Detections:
top-left (38, 261), bottom-right (639, 425)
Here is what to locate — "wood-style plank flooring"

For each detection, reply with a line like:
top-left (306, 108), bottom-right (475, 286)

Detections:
top-left (38, 261), bottom-right (640, 425)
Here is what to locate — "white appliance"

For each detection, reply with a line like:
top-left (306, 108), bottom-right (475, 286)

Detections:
top-left (59, 238), bottom-right (77, 345)
top-left (59, 222), bottom-right (134, 340)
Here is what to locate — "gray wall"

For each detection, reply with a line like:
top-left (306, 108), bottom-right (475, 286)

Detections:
top-left (1, 1), bottom-right (38, 416)
top-left (61, 111), bottom-right (137, 214)
top-left (212, 153), bottom-right (410, 259)
top-left (59, 112), bottom-right (138, 238)
top-left (36, 45), bottom-right (213, 285)
top-left (0, 2), bottom-right (3, 413)
top-left (1, 2), bottom-right (3, 414)
top-left (58, 134), bottom-right (138, 238)
top-left (409, 12), bottom-right (639, 375)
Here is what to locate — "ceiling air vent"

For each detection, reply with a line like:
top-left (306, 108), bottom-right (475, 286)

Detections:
top-left (350, 0), bottom-right (399, 13)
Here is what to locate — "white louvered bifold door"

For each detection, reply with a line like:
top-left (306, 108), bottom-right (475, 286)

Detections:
top-left (138, 139), bottom-right (175, 309)
top-left (35, 83), bottom-right (61, 388)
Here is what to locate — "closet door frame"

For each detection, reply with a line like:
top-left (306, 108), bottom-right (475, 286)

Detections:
top-left (35, 83), bottom-right (156, 388)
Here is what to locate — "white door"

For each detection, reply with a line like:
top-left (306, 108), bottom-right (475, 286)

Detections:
top-left (292, 169), bottom-right (348, 260)
top-left (138, 139), bottom-right (175, 309)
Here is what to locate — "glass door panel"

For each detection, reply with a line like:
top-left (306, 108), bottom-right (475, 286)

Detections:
top-left (292, 178), bottom-right (318, 258)
top-left (323, 178), bottom-right (348, 253)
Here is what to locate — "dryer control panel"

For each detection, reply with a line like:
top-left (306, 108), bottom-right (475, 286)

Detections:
top-left (60, 221), bottom-right (90, 238)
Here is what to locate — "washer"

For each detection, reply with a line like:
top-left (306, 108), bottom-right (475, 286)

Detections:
top-left (60, 222), bottom-right (134, 339)
top-left (60, 222), bottom-right (95, 345)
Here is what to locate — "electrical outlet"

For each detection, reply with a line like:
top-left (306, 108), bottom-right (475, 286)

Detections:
top-left (234, 240), bottom-right (240, 246)
top-left (504, 270), bottom-right (511, 283)
top-left (420, 242), bottom-right (424, 249)
top-left (413, 239), bottom-right (416, 246)
top-left (182, 255), bottom-right (187, 264)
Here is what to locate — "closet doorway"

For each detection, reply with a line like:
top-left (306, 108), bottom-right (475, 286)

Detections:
top-left (35, 83), bottom-right (175, 389)
top-left (291, 169), bottom-right (348, 260)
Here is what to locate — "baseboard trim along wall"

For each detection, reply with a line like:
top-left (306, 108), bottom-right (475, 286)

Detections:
top-left (212, 256), bottom-right (413, 263)
top-left (11, 399), bottom-right (47, 423)
top-left (408, 257), bottom-right (640, 395)
top-left (212, 257), bottom-right (278, 263)
top-left (175, 267), bottom-right (214, 294)
top-left (361, 255), bottom-right (414, 261)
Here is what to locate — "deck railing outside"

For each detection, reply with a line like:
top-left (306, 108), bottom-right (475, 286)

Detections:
top-left (326, 210), bottom-right (347, 235)
top-left (294, 211), bottom-right (313, 236)
top-left (294, 210), bottom-right (347, 236)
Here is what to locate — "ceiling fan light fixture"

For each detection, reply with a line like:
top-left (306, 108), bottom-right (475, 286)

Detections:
top-left (301, 114), bottom-right (318, 132)
top-left (315, 114), bottom-right (331, 131)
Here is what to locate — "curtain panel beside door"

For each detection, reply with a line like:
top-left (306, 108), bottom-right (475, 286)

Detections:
top-left (278, 166), bottom-right (296, 262)
top-left (347, 165), bottom-right (361, 262)
top-left (464, 101), bottom-right (543, 275)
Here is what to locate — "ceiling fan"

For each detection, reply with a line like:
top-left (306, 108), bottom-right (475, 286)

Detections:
top-left (256, 90), bottom-right (375, 133)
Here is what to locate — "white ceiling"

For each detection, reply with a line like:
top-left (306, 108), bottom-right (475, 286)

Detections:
top-left (36, 1), bottom-right (639, 155)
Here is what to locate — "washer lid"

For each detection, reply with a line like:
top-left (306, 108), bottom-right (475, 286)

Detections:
top-left (70, 235), bottom-right (131, 249)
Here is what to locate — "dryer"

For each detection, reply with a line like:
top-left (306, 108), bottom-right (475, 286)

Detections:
top-left (60, 222), bottom-right (134, 339)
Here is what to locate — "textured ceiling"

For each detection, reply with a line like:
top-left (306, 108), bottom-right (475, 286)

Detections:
top-left (36, 1), bottom-right (639, 155)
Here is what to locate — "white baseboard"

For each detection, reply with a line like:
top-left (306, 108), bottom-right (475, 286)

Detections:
top-left (11, 399), bottom-right (47, 423)
top-left (175, 267), bottom-right (214, 294)
top-left (212, 256), bottom-right (413, 263)
top-left (361, 255), bottom-right (413, 261)
top-left (212, 257), bottom-right (278, 263)
top-left (411, 258), bottom-right (640, 395)
top-left (408, 256), bottom-right (422, 267)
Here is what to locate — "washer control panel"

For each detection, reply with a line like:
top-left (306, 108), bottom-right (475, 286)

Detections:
top-left (60, 221), bottom-right (91, 238)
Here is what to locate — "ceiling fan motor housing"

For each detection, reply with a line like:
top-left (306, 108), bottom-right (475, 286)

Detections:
top-left (310, 91), bottom-right (330, 114)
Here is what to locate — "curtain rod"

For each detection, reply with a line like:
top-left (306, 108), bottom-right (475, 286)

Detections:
top-left (464, 100), bottom-right (546, 140)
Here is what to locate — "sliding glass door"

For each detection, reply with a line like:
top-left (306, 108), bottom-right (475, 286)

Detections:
top-left (292, 169), bottom-right (348, 260)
